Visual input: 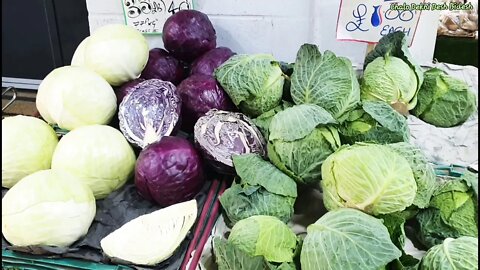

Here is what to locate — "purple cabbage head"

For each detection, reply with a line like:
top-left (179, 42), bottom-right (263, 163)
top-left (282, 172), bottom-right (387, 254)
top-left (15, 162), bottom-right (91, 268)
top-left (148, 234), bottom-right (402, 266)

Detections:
top-left (177, 74), bottom-right (235, 132)
top-left (162, 10), bottom-right (216, 62)
top-left (194, 109), bottom-right (267, 174)
top-left (190, 47), bottom-right (235, 76)
top-left (118, 79), bottom-right (181, 149)
top-left (140, 48), bottom-right (186, 85)
top-left (115, 78), bottom-right (146, 105)
top-left (135, 136), bottom-right (205, 207)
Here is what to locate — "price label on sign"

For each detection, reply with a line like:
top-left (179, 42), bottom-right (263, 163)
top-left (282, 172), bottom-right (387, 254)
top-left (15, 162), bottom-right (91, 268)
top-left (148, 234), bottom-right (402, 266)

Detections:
top-left (336, 0), bottom-right (425, 45)
top-left (121, 0), bottom-right (194, 34)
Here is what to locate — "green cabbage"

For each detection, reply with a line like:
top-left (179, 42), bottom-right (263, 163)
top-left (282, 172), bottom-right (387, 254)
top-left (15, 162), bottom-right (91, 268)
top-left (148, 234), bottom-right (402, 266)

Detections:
top-left (420, 237), bottom-right (478, 270)
top-left (2, 116), bottom-right (58, 188)
top-left (387, 142), bottom-right (437, 209)
top-left (72, 24), bottom-right (149, 86)
top-left (2, 169), bottom-right (96, 247)
top-left (51, 125), bottom-right (136, 199)
top-left (35, 66), bottom-right (117, 131)
top-left (219, 154), bottom-right (297, 225)
top-left (268, 104), bottom-right (341, 185)
top-left (227, 215), bottom-right (298, 264)
top-left (362, 31), bottom-right (424, 112)
top-left (300, 208), bottom-right (401, 270)
top-left (321, 143), bottom-right (417, 215)
top-left (339, 101), bottom-right (410, 144)
top-left (416, 171), bottom-right (478, 248)
top-left (252, 101), bottom-right (293, 139)
top-left (290, 44), bottom-right (360, 122)
top-left (361, 57), bottom-right (418, 110)
top-left (215, 54), bottom-right (284, 117)
top-left (411, 68), bottom-right (477, 127)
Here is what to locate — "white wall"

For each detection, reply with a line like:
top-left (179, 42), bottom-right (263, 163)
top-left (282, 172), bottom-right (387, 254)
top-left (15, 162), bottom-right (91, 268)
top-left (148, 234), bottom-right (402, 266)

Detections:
top-left (86, 0), bottom-right (442, 67)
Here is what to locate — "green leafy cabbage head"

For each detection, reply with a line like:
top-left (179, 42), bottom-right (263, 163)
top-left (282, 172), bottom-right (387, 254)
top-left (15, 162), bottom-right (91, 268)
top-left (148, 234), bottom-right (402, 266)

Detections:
top-left (300, 208), bottom-right (401, 270)
top-left (420, 237), bottom-right (478, 270)
top-left (219, 154), bottom-right (297, 225)
top-left (339, 101), bottom-right (410, 145)
top-left (361, 56), bottom-right (418, 111)
top-left (267, 104), bottom-right (341, 185)
top-left (290, 44), bottom-right (360, 122)
top-left (215, 54), bottom-right (284, 117)
top-left (416, 171), bottom-right (478, 248)
top-left (411, 68), bottom-right (477, 128)
top-left (227, 215), bottom-right (298, 264)
top-left (321, 143), bottom-right (417, 215)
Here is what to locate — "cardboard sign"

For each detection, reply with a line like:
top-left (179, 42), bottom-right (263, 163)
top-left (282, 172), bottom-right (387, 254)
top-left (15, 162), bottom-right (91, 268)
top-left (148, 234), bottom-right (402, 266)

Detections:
top-left (121, 0), bottom-right (194, 34)
top-left (336, 0), bottom-right (425, 45)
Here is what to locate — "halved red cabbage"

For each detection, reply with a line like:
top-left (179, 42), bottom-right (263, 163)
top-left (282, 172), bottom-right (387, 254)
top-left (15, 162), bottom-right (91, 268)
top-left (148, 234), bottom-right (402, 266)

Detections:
top-left (162, 10), bottom-right (216, 62)
top-left (115, 78), bottom-right (146, 106)
top-left (135, 136), bottom-right (204, 207)
top-left (177, 74), bottom-right (235, 132)
top-left (118, 79), bottom-right (181, 149)
top-left (190, 47), bottom-right (235, 76)
top-left (194, 109), bottom-right (266, 174)
top-left (140, 48), bottom-right (186, 85)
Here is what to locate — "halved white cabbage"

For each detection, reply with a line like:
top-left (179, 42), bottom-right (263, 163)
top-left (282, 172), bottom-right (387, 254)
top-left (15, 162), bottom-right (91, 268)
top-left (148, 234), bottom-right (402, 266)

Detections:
top-left (100, 199), bottom-right (198, 265)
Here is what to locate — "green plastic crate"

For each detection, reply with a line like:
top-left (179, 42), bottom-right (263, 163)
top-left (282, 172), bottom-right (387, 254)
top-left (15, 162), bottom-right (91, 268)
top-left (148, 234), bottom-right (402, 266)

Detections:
top-left (2, 250), bottom-right (131, 270)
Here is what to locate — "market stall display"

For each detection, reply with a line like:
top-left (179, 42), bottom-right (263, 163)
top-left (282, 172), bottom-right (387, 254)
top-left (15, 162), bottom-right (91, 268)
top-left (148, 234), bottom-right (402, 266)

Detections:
top-left (2, 8), bottom-right (478, 270)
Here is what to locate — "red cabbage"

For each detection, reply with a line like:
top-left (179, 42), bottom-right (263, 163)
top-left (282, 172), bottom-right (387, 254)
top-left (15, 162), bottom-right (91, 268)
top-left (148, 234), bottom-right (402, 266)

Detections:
top-left (194, 109), bottom-right (267, 174)
top-left (115, 78), bottom-right (146, 106)
top-left (162, 10), bottom-right (216, 62)
top-left (118, 79), bottom-right (181, 149)
top-left (177, 74), bottom-right (235, 132)
top-left (140, 48), bottom-right (186, 85)
top-left (190, 47), bottom-right (235, 76)
top-left (135, 136), bottom-right (205, 207)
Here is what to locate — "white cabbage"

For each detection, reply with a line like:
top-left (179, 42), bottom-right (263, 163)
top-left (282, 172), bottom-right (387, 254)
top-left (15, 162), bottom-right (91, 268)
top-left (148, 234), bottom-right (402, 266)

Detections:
top-left (2, 169), bottom-right (96, 247)
top-left (2, 116), bottom-right (58, 188)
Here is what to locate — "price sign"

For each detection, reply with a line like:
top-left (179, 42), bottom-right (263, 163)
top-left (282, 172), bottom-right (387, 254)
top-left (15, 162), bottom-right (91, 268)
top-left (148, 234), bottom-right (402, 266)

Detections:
top-left (336, 0), bottom-right (425, 45)
top-left (121, 0), bottom-right (194, 34)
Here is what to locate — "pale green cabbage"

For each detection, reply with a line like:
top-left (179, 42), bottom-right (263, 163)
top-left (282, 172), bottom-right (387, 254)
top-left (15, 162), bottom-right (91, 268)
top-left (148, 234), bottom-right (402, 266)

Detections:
top-left (2, 169), bottom-right (96, 247)
top-left (101, 200), bottom-right (197, 265)
top-left (411, 68), bottom-right (477, 127)
top-left (300, 208), bottom-right (401, 270)
top-left (2, 116), bottom-right (59, 188)
top-left (51, 125), bottom-right (136, 199)
top-left (387, 142), bottom-right (437, 209)
top-left (228, 215), bottom-right (297, 264)
top-left (420, 237), bottom-right (478, 270)
top-left (268, 104), bottom-right (341, 185)
top-left (72, 24), bottom-right (149, 86)
top-left (215, 54), bottom-right (284, 117)
top-left (321, 143), bottom-right (417, 215)
top-left (361, 56), bottom-right (418, 110)
top-left (36, 66), bottom-right (117, 131)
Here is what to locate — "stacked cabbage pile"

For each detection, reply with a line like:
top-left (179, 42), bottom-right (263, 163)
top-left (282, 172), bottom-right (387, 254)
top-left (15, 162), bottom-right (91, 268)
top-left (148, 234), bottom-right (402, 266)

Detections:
top-left (2, 10), bottom-right (478, 270)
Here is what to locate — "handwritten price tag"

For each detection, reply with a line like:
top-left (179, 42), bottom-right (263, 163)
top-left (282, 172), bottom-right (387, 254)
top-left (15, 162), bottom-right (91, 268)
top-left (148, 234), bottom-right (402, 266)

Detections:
top-left (336, 0), bottom-right (424, 45)
top-left (121, 0), bottom-right (194, 34)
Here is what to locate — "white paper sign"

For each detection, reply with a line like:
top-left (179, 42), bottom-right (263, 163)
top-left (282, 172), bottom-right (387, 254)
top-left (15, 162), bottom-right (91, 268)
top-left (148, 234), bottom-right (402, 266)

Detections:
top-left (336, 0), bottom-right (425, 45)
top-left (121, 0), bottom-right (194, 34)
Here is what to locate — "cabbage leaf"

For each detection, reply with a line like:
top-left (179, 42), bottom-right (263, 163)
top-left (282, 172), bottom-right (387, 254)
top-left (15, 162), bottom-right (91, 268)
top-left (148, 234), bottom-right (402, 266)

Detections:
top-left (300, 208), bottom-right (401, 270)
top-left (219, 154), bottom-right (297, 225)
top-left (290, 44), bottom-right (360, 122)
